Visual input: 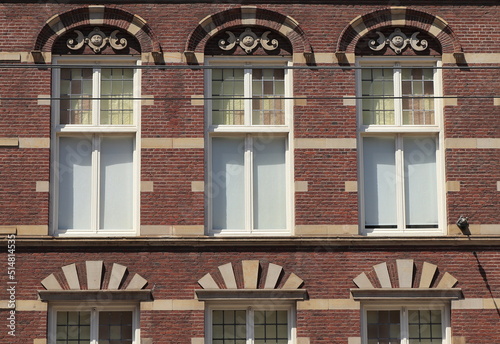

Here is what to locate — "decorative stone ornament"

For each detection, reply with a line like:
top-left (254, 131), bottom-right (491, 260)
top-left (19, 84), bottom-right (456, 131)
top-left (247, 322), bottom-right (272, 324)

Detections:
top-left (67, 27), bottom-right (128, 53)
top-left (369, 28), bottom-right (428, 54)
top-left (218, 28), bottom-right (278, 54)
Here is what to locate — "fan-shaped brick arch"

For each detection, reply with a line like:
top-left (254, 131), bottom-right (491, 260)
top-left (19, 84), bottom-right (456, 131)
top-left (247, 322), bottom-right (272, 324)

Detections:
top-left (34, 6), bottom-right (160, 53)
top-left (198, 260), bottom-right (303, 290)
top-left (351, 259), bottom-right (462, 300)
top-left (41, 261), bottom-right (148, 291)
top-left (336, 7), bottom-right (462, 54)
top-left (185, 6), bottom-right (311, 55)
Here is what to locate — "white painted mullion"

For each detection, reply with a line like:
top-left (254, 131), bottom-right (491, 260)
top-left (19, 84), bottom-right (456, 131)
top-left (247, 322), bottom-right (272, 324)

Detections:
top-left (435, 61), bottom-right (446, 235)
top-left (395, 135), bottom-right (406, 231)
top-left (132, 61), bottom-right (141, 236)
top-left (244, 67), bottom-right (252, 126)
top-left (246, 135), bottom-right (254, 233)
top-left (91, 135), bottom-right (100, 233)
top-left (285, 62), bottom-right (293, 234)
top-left (92, 67), bottom-right (100, 126)
top-left (247, 308), bottom-right (254, 344)
top-left (90, 308), bottom-right (99, 344)
top-left (394, 63), bottom-right (402, 126)
top-left (401, 307), bottom-right (409, 344)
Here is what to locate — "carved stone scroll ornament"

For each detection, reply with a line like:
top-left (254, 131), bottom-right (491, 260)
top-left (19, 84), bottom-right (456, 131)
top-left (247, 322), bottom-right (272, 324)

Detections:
top-left (218, 28), bottom-right (278, 54)
top-left (369, 28), bottom-right (428, 54)
top-left (67, 27), bottom-right (128, 53)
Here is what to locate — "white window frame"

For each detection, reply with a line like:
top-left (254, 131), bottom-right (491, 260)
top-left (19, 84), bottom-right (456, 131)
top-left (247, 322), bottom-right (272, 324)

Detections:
top-left (50, 56), bottom-right (141, 237)
top-left (361, 302), bottom-right (451, 344)
top-left (48, 302), bottom-right (140, 344)
top-left (205, 57), bottom-right (294, 236)
top-left (357, 57), bottom-right (446, 236)
top-left (205, 302), bottom-right (296, 344)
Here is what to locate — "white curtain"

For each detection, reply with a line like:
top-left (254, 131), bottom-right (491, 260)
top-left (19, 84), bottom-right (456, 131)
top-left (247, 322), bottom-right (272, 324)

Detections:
top-left (212, 137), bottom-right (245, 230)
top-left (58, 137), bottom-right (92, 230)
top-left (253, 137), bottom-right (286, 230)
top-left (363, 137), bottom-right (397, 227)
top-left (99, 136), bottom-right (134, 230)
top-left (404, 137), bottom-right (438, 227)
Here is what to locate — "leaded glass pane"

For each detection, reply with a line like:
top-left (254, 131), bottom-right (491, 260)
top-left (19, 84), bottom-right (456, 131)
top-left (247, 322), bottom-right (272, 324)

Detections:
top-left (362, 68), bottom-right (395, 125)
top-left (100, 68), bottom-right (134, 125)
top-left (98, 311), bottom-right (133, 344)
top-left (212, 68), bottom-right (245, 125)
top-left (366, 310), bottom-right (401, 344)
top-left (211, 310), bottom-right (246, 344)
top-left (56, 311), bottom-right (91, 344)
top-left (408, 310), bottom-right (442, 343)
top-left (253, 310), bottom-right (288, 344)
top-left (252, 69), bottom-right (285, 125)
top-left (60, 68), bottom-right (92, 125)
top-left (402, 68), bottom-right (435, 125)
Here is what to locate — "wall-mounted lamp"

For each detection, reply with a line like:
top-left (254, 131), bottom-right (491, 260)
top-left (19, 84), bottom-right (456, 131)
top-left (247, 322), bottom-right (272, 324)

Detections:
top-left (456, 215), bottom-right (470, 235)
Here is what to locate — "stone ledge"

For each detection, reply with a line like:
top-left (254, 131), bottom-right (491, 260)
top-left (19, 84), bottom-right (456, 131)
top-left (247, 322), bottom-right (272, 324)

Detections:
top-left (38, 290), bottom-right (153, 302)
top-left (351, 288), bottom-right (463, 300)
top-left (195, 289), bottom-right (308, 301)
top-left (7, 236), bottom-right (500, 248)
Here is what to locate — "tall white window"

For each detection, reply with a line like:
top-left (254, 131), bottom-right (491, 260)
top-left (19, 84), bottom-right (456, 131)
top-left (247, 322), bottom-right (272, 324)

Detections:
top-left (49, 304), bottom-right (139, 344)
top-left (207, 304), bottom-right (295, 344)
top-left (207, 60), bottom-right (292, 235)
top-left (52, 58), bottom-right (140, 236)
top-left (362, 304), bottom-right (450, 344)
top-left (358, 58), bottom-right (444, 235)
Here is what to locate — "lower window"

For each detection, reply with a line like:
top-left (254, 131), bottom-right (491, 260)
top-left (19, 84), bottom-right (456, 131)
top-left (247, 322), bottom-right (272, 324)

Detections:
top-left (56, 135), bottom-right (135, 234)
top-left (210, 135), bottom-right (288, 234)
top-left (362, 135), bottom-right (441, 233)
top-left (50, 305), bottom-right (138, 344)
top-left (363, 305), bottom-right (449, 344)
top-left (208, 305), bottom-right (293, 344)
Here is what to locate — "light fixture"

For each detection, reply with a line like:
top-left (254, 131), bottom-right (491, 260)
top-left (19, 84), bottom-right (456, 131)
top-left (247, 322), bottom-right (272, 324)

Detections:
top-left (456, 215), bottom-right (470, 235)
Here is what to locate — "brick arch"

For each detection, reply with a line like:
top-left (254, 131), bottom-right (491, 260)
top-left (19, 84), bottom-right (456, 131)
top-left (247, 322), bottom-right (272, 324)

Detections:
top-left (336, 7), bottom-right (462, 54)
top-left (197, 260), bottom-right (304, 290)
top-left (353, 260), bottom-right (459, 290)
top-left (185, 6), bottom-right (311, 55)
top-left (41, 261), bottom-right (148, 291)
top-left (34, 6), bottom-right (160, 53)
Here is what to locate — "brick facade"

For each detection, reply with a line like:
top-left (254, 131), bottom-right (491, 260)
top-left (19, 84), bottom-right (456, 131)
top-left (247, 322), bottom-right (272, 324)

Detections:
top-left (0, 1), bottom-right (498, 343)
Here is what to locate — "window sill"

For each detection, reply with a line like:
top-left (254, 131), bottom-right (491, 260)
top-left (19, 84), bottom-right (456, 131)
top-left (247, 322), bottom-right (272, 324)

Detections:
top-left (351, 288), bottom-right (462, 301)
top-left (196, 289), bottom-right (308, 301)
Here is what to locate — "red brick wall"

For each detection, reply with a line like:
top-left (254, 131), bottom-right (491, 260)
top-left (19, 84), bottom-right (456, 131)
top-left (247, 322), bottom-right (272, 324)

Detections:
top-left (0, 247), bottom-right (499, 342)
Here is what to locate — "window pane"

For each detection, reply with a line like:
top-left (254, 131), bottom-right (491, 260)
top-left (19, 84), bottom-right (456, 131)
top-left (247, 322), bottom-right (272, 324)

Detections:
top-left (362, 68), bottom-right (395, 125)
top-left (254, 310), bottom-right (289, 344)
top-left (402, 68), bottom-right (435, 125)
top-left (60, 68), bottom-right (92, 125)
top-left (404, 137), bottom-right (438, 228)
top-left (56, 311), bottom-right (91, 343)
top-left (366, 310), bottom-right (400, 344)
top-left (251, 69), bottom-right (285, 125)
top-left (253, 137), bottom-right (286, 230)
top-left (408, 310), bottom-right (442, 342)
top-left (99, 137), bottom-right (134, 230)
top-left (212, 69), bottom-right (245, 125)
top-left (363, 137), bottom-right (397, 228)
top-left (211, 137), bottom-right (245, 230)
top-left (212, 310), bottom-right (246, 343)
top-left (98, 311), bottom-right (133, 343)
top-left (100, 68), bottom-right (134, 125)
top-left (58, 137), bottom-right (92, 230)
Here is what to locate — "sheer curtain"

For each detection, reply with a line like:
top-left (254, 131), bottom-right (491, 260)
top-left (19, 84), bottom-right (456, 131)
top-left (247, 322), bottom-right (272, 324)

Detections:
top-left (99, 136), bottom-right (134, 230)
top-left (404, 136), bottom-right (437, 227)
top-left (211, 137), bottom-right (245, 230)
top-left (58, 137), bottom-right (92, 230)
top-left (363, 137), bottom-right (397, 227)
top-left (253, 137), bottom-right (286, 230)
